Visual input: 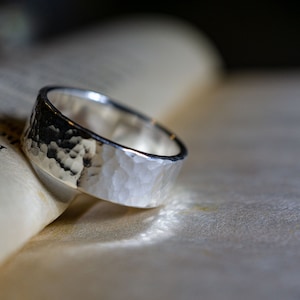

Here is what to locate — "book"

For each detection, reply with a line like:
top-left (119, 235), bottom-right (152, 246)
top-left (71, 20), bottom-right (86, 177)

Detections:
top-left (0, 14), bottom-right (221, 265)
top-left (1, 13), bottom-right (300, 300)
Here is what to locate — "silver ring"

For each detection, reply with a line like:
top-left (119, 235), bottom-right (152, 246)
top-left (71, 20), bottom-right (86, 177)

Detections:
top-left (21, 86), bottom-right (188, 208)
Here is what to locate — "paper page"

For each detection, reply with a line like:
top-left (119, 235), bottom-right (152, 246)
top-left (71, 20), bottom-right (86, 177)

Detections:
top-left (0, 14), bottom-right (221, 264)
top-left (1, 71), bottom-right (300, 300)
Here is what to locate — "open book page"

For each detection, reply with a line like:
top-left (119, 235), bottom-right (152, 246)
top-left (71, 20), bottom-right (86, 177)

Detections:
top-left (0, 14), bottom-right (222, 264)
top-left (1, 71), bottom-right (300, 300)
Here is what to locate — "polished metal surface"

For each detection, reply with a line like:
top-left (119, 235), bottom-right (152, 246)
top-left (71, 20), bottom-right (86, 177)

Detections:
top-left (21, 86), bottom-right (188, 207)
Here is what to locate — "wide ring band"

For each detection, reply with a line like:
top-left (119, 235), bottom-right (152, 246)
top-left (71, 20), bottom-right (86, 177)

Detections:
top-left (21, 86), bottom-right (188, 208)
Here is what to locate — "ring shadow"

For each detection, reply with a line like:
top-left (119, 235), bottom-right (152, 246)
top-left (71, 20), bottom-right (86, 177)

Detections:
top-left (35, 191), bottom-right (180, 247)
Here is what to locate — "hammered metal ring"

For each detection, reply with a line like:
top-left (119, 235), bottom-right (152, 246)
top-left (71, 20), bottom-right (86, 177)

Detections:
top-left (21, 86), bottom-right (188, 208)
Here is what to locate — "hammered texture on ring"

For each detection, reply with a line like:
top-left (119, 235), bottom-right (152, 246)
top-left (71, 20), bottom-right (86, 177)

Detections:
top-left (21, 86), bottom-right (188, 208)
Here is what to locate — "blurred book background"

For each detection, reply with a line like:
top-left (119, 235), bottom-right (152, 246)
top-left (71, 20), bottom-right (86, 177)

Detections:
top-left (0, 0), bottom-right (299, 71)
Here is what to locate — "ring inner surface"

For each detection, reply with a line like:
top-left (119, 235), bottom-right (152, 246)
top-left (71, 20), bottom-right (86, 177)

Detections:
top-left (47, 90), bottom-right (180, 156)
